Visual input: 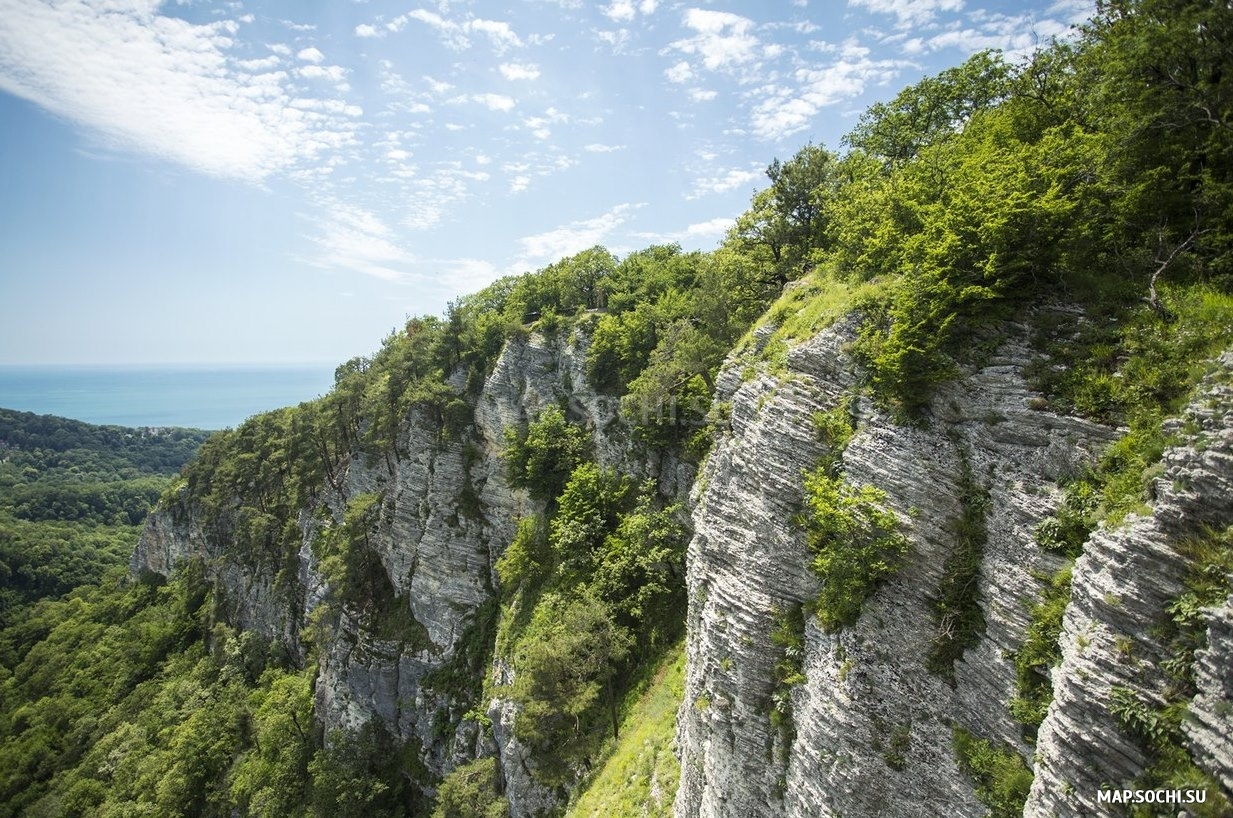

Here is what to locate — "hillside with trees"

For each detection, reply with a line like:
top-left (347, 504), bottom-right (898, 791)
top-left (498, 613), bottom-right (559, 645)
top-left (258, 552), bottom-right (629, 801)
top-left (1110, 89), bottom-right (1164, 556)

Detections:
top-left (1, 1), bottom-right (1231, 815)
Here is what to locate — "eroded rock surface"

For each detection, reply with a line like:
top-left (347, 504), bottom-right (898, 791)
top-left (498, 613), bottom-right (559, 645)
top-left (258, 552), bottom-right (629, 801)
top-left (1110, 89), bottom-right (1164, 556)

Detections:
top-left (675, 319), bottom-right (1232, 818)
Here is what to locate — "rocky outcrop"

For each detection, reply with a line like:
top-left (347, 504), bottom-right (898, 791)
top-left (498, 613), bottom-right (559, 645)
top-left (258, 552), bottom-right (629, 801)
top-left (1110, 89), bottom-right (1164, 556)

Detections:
top-left (131, 321), bottom-right (686, 812)
top-left (1026, 355), bottom-right (1233, 816)
top-left (133, 301), bottom-right (1232, 817)
top-left (672, 312), bottom-right (1229, 818)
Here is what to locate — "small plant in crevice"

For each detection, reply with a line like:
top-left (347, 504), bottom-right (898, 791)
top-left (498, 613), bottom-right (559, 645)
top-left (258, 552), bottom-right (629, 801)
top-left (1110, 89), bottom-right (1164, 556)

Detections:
top-left (801, 467), bottom-right (909, 632)
top-left (768, 603), bottom-right (807, 734)
top-left (872, 720), bottom-right (912, 769)
top-left (952, 727), bottom-right (1033, 818)
top-left (811, 393), bottom-right (856, 475)
top-left (1106, 686), bottom-right (1232, 818)
top-left (1008, 562), bottom-right (1074, 737)
top-left (927, 450), bottom-right (990, 681)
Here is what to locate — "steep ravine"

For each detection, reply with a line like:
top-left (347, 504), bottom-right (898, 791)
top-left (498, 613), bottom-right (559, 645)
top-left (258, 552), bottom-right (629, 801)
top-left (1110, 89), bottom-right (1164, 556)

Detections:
top-left (675, 317), bottom-right (1232, 818)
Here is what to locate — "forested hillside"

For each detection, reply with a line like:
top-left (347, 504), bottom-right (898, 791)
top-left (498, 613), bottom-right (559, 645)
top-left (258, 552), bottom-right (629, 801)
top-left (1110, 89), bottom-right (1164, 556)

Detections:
top-left (1, 1), bottom-right (1231, 816)
top-left (0, 410), bottom-right (209, 650)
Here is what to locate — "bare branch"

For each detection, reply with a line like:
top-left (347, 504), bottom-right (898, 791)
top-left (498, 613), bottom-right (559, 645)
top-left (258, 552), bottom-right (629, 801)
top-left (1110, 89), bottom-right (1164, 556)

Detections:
top-left (1146, 222), bottom-right (1207, 318)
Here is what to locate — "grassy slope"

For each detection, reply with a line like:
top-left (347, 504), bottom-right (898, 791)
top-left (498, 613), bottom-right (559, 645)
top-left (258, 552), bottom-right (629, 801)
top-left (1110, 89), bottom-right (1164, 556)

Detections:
top-left (565, 646), bottom-right (685, 818)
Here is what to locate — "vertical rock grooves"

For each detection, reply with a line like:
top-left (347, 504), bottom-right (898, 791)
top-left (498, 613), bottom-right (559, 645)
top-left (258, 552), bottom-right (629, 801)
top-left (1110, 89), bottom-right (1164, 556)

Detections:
top-left (676, 317), bottom-right (1131, 818)
top-left (1026, 354), bottom-right (1233, 817)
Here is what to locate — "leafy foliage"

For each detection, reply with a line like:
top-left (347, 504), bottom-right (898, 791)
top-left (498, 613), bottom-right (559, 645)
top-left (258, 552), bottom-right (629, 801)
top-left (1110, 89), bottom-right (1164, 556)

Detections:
top-left (504, 407), bottom-right (592, 502)
top-left (1009, 564), bottom-right (1074, 733)
top-left (0, 412), bottom-right (207, 650)
top-left (563, 647), bottom-right (684, 818)
top-left (801, 469), bottom-right (908, 631)
top-left (927, 454), bottom-right (990, 680)
top-left (769, 604), bottom-right (807, 731)
top-left (952, 727), bottom-right (1034, 818)
top-left (509, 593), bottom-right (632, 788)
top-left (6, 2), bottom-right (1233, 813)
top-left (431, 758), bottom-right (508, 818)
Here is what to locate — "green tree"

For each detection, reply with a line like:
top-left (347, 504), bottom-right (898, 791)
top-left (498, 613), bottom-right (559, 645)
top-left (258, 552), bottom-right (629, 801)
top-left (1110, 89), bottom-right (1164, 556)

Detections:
top-left (509, 594), bottom-right (632, 785)
top-left (503, 408), bottom-right (591, 501)
top-left (431, 758), bottom-right (508, 818)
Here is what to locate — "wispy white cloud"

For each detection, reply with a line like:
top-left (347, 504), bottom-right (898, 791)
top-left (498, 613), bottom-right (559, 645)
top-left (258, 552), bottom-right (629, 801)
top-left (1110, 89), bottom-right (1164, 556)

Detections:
top-left (516, 204), bottom-right (637, 267)
top-left (883, 6), bottom-right (1090, 58)
top-left (426, 257), bottom-right (503, 296)
top-left (371, 9), bottom-right (524, 53)
top-left (585, 143), bottom-right (626, 153)
top-left (665, 60), bottom-right (693, 83)
top-left (0, 0), bottom-right (361, 182)
top-left (749, 55), bottom-right (907, 140)
top-left (603, 0), bottom-right (658, 22)
top-left (668, 9), bottom-right (760, 73)
top-left (523, 108), bottom-right (569, 140)
top-left (687, 166), bottom-right (763, 199)
top-left (499, 62), bottom-right (540, 81)
top-left (848, 0), bottom-right (965, 27)
top-left (422, 76), bottom-right (454, 95)
top-left (469, 93), bottom-right (516, 112)
top-left (297, 46), bottom-right (324, 63)
top-left (594, 28), bottom-right (632, 54)
top-left (298, 63), bottom-right (350, 89)
top-left (503, 152), bottom-right (579, 194)
top-left (236, 54), bottom-right (281, 71)
top-left (633, 215), bottom-right (735, 245)
top-left (604, 0), bottom-right (637, 22)
top-left (685, 217), bottom-right (736, 237)
top-left (470, 19), bottom-right (523, 53)
top-left (305, 200), bottom-right (416, 281)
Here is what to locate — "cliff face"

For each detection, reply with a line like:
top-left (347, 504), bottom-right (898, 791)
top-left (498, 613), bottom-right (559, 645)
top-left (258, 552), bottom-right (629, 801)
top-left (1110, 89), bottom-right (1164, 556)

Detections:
top-left (674, 318), bottom-right (1232, 817)
top-left (133, 306), bottom-right (1232, 817)
top-left (132, 321), bottom-right (692, 811)
top-left (1026, 353), bottom-right (1233, 816)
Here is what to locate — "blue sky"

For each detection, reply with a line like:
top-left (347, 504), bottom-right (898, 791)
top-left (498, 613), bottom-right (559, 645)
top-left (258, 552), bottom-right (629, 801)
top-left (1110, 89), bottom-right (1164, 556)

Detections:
top-left (0, 0), bottom-right (1093, 366)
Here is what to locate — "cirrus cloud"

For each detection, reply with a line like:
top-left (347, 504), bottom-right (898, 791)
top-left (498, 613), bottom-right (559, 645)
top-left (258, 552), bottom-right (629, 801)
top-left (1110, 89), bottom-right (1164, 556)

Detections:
top-left (0, 0), bottom-right (361, 182)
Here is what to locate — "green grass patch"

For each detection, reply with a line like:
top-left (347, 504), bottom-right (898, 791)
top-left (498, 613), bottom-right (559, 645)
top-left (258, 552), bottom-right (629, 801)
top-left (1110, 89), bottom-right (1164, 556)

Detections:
top-left (735, 269), bottom-right (886, 374)
top-left (565, 646), bottom-right (685, 818)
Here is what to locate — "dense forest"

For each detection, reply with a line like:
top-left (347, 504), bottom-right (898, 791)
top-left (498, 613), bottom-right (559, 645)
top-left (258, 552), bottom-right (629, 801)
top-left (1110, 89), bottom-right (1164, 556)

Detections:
top-left (1, 0), bottom-right (1231, 815)
top-left (0, 410), bottom-right (210, 648)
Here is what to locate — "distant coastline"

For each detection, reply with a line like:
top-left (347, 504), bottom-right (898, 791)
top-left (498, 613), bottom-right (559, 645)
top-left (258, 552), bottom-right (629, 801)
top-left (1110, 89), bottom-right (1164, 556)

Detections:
top-left (0, 364), bottom-right (336, 431)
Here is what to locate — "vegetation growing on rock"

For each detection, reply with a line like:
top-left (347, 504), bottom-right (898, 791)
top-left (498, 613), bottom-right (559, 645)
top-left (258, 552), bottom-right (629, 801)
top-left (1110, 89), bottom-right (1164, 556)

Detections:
top-left (2, 1), bottom-right (1232, 814)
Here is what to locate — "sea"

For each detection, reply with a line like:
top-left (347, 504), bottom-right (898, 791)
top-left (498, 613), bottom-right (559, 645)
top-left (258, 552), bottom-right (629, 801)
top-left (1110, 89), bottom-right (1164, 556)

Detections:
top-left (0, 365), bottom-right (337, 431)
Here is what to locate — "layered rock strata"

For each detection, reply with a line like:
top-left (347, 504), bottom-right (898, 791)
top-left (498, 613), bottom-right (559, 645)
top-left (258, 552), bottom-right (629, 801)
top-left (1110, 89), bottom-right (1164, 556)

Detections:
top-left (1026, 354), bottom-right (1233, 816)
top-left (673, 314), bottom-right (1199, 818)
top-left (131, 324), bottom-right (682, 811)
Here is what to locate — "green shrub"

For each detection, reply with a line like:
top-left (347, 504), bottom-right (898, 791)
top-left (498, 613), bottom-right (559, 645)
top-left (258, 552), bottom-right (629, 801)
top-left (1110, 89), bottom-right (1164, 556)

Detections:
top-left (432, 758), bottom-right (508, 818)
top-left (503, 407), bottom-right (591, 501)
top-left (801, 469), bottom-right (908, 631)
top-left (927, 455), bottom-right (989, 680)
top-left (952, 727), bottom-right (1033, 818)
top-left (769, 604), bottom-right (807, 731)
top-left (1009, 563), bottom-right (1073, 733)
